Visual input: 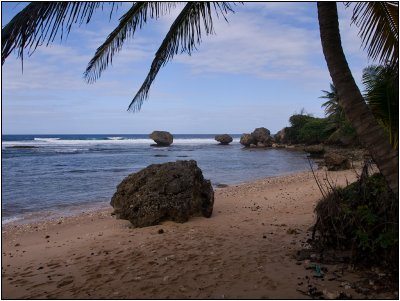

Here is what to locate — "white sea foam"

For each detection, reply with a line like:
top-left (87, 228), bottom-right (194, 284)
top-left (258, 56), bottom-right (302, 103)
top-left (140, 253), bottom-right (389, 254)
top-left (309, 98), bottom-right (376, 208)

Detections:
top-left (3, 137), bottom-right (240, 148)
top-left (54, 148), bottom-right (89, 153)
top-left (33, 137), bottom-right (61, 142)
top-left (2, 216), bottom-right (23, 225)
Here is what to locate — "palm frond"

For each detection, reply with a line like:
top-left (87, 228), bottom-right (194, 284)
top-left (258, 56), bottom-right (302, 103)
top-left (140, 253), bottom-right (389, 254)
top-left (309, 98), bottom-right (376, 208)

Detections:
top-left (2, 2), bottom-right (120, 66)
top-left (128, 1), bottom-right (235, 111)
top-left (84, 2), bottom-right (179, 83)
top-left (362, 65), bottom-right (399, 149)
top-left (320, 83), bottom-right (342, 117)
top-left (348, 2), bottom-right (399, 68)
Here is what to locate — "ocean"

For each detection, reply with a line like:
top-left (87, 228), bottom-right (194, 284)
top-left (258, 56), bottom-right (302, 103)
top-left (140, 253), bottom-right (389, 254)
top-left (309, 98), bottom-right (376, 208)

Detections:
top-left (2, 134), bottom-right (313, 224)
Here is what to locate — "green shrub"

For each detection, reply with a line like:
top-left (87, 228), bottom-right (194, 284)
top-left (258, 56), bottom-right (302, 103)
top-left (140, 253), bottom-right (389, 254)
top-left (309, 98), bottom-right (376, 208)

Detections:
top-left (285, 114), bottom-right (331, 144)
top-left (286, 114), bottom-right (317, 144)
top-left (314, 173), bottom-right (398, 269)
top-left (285, 113), bottom-right (358, 146)
top-left (298, 118), bottom-right (331, 144)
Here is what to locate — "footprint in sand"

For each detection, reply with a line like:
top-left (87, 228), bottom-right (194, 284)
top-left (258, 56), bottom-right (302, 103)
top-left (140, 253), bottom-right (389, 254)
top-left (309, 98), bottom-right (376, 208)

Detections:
top-left (10, 278), bottom-right (29, 285)
top-left (56, 276), bottom-right (74, 288)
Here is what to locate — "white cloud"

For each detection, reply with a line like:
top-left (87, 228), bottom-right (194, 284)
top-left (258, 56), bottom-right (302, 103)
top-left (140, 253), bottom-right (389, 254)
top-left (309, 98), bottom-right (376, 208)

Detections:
top-left (167, 5), bottom-right (324, 81)
top-left (246, 2), bottom-right (316, 24)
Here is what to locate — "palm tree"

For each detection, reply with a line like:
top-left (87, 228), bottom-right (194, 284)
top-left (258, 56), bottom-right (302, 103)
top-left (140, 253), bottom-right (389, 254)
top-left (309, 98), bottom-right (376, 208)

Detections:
top-left (317, 2), bottom-right (398, 196)
top-left (2, 2), bottom-right (398, 195)
top-left (320, 83), bottom-right (343, 120)
top-left (362, 65), bottom-right (399, 149)
top-left (320, 83), bottom-right (357, 146)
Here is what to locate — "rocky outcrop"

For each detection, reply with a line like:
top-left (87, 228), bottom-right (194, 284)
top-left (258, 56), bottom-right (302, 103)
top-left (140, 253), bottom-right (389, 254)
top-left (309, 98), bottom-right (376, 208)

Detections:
top-left (240, 134), bottom-right (255, 147)
top-left (149, 131), bottom-right (173, 146)
top-left (215, 134), bottom-right (233, 145)
top-left (240, 127), bottom-right (273, 147)
top-left (304, 144), bottom-right (325, 157)
top-left (324, 152), bottom-right (351, 171)
top-left (110, 160), bottom-right (214, 227)
top-left (274, 127), bottom-right (288, 144)
top-left (251, 127), bottom-right (271, 145)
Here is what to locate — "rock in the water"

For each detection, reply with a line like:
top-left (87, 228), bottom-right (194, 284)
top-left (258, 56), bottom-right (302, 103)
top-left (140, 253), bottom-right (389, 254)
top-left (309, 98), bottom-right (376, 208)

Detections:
top-left (149, 131), bottom-right (173, 146)
top-left (304, 144), bottom-right (325, 157)
top-left (240, 133), bottom-right (255, 147)
top-left (110, 160), bottom-right (214, 227)
top-left (215, 134), bottom-right (233, 145)
top-left (251, 127), bottom-right (271, 145)
top-left (324, 152), bottom-right (351, 171)
top-left (274, 127), bottom-right (288, 144)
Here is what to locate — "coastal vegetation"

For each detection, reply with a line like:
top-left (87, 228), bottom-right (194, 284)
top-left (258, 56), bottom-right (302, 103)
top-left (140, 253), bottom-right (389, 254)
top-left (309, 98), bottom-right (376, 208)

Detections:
top-left (314, 171), bottom-right (398, 272)
top-left (284, 114), bottom-right (331, 145)
top-left (362, 65), bottom-right (399, 149)
top-left (284, 63), bottom-right (398, 148)
top-left (283, 112), bottom-right (356, 146)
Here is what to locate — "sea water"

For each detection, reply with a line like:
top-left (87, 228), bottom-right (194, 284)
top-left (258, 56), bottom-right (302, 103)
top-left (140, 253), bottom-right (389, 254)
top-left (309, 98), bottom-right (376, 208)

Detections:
top-left (2, 134), bottom-right (313, 224)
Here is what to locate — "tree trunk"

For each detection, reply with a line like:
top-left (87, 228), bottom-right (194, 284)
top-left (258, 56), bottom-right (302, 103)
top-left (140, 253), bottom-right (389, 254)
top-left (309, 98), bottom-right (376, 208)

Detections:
top-left (317, 2), bottom-right (398, 197)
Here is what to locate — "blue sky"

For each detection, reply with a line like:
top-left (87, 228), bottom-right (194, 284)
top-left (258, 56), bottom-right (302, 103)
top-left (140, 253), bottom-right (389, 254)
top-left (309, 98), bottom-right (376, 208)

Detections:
top-left (2, 2), bottom-right (371, 134)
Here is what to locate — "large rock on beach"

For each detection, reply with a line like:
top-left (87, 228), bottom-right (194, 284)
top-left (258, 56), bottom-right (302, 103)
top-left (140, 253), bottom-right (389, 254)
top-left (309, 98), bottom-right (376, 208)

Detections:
top-left (324, 152), bottom-right (351, 171)
top-left (304, 144), bottom-right (325, 157)
top-left (240, 133), bottom-right (255, 147)
top-left (251, 127), bottom-right (271, 145)
top-left (149, 131), bottom-right (173, 146)
top-left (110, 160), bottom-right (214, 227)
top-left (215, 134), bottom-right (233, 145)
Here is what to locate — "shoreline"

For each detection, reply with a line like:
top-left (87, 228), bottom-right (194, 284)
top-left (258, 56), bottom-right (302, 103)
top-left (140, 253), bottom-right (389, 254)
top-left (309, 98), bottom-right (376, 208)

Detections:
top-left (2, 201), bottom-right (111, 226)
top-left (3, 167), bottom-right (394, 299)
top-left (2, 166), bottom-right (314, 227)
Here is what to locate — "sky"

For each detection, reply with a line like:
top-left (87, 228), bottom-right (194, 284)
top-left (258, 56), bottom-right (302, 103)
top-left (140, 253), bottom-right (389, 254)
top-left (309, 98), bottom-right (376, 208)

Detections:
top-left (2, 2), bottom-right (371, 135)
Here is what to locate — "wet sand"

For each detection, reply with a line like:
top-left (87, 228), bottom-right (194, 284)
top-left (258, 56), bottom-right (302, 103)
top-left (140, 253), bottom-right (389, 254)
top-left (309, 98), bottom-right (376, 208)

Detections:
top-left (1, 168), bottom-right (394, 299)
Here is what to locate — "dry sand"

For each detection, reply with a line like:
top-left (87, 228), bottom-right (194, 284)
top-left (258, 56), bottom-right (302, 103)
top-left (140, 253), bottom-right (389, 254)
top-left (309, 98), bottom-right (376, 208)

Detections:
top-left (1, 168), bottom-right (394, 299)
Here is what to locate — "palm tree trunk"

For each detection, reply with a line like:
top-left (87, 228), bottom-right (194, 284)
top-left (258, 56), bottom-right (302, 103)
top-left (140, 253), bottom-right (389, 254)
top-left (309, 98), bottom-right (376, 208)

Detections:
top-left (317, 2), bottom-right (398, 197)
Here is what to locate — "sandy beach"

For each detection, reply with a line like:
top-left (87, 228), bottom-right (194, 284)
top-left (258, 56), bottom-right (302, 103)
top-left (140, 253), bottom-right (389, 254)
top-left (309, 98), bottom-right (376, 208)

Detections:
top-left (2, 168), bottom-right (395, 299)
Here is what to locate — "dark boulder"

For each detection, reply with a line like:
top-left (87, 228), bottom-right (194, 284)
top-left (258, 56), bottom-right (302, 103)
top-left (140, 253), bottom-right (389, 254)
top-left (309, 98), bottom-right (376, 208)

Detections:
top-left (251, 127), bottom-right (271, 145)
top-left (304, 144), bottom-right (325, 157)
top-left (110, 160), bottom-right (214, 227)
top-left (149, 131), bottom-right (173, 146)
top-left (240, 133), bottom-right (255, 147)
top-left (324, 152), bottom-right (351, 171)
top-left (274, 127), bottom-right (288, 144)
top-left (215, 134), bottom-right (233, 145)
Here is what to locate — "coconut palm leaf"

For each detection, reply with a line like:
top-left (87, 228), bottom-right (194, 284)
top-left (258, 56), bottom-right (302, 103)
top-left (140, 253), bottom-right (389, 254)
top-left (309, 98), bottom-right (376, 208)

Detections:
top-left (1, 2), bottom-right (120, 66)
top-left (320, 83), bottom-right (342, 118)
top-left (127, 2), bottom-right (234, 111)
top-left (362, 65), bottom-right (399, 149)
top-left (84, 2), bottom-right (179, 83)
top-left (348, 2), bottom-right (398, 68)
